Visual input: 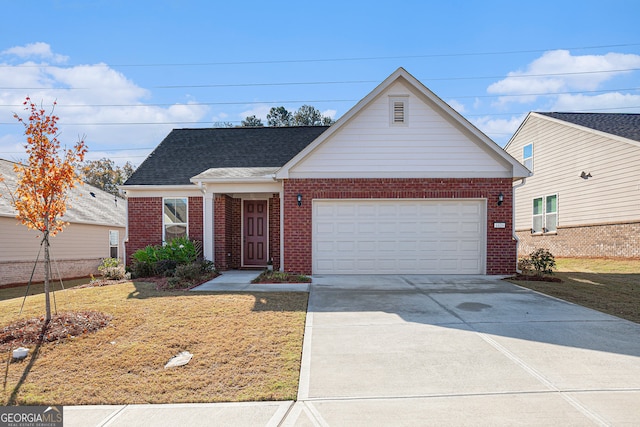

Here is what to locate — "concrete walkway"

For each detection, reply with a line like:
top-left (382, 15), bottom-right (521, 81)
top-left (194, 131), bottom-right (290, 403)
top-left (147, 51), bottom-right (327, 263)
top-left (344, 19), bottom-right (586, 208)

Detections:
top-left (191, 269), bottom-right (310, 292)
top-left (64, 275), bottom-right (640, 426)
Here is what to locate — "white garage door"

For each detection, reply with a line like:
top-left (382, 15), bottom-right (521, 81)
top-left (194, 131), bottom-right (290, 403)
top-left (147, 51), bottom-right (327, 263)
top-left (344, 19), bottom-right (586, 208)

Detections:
top-left (313, 199), bottom-right (485, 274)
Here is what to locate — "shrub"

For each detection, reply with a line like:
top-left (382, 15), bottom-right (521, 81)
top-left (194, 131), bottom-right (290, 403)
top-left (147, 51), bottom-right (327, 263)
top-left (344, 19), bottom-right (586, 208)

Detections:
top-left (528, 248), bottom-right (556, 276)
top-left (98, 258), bottom-right (130, 280)
top-left (130, 238), bottom-right (201, 278)
top-left (174, 263), bottom-right (202, 281)
top-left (154, 259), bottom-right (178, 277)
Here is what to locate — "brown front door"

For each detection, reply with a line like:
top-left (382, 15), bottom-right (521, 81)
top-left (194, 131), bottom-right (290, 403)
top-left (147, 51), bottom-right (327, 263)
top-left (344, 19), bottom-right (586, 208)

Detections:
top-left (243, 200), bottom-right (268, 266)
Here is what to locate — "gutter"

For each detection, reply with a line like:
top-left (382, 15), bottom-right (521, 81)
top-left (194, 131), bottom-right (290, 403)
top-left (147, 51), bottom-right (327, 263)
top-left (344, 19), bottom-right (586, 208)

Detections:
top-left (512, 177), bottom-right (527, 273)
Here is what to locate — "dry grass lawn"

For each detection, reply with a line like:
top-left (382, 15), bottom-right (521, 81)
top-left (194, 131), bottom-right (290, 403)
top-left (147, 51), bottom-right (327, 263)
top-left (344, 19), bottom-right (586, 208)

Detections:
top-left (0, 281), bottom-right (307, 405)
top-left (507, 257), bottom-right (640, 323)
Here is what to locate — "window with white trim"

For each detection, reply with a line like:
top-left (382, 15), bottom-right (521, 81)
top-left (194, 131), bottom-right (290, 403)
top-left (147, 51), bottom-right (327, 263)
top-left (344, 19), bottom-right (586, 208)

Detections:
top-left (532, 194), bottom-right (557, 233)
top-left (163, 197), bottom-right (188, 241)
top-left (389, 96), bottom-right (409, 126)
top-left (523, 143), bottom-right (533, 170)
top-left (109, 230), bottom-right (119, 259)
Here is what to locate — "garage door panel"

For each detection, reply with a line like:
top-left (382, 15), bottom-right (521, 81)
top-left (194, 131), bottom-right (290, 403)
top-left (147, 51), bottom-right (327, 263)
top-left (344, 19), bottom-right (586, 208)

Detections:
top-left (313, 200), bottom-right (485, 274)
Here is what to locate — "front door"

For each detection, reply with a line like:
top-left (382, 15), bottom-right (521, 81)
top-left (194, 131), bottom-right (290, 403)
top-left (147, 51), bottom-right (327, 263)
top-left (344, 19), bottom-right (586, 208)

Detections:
top-left (243, 200), bottom-right (268, 266)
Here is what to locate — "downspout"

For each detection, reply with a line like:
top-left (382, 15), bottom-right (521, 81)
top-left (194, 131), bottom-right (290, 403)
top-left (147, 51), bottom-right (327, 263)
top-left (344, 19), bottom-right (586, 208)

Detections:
top-left (512, 178), bottom-right (527, 273)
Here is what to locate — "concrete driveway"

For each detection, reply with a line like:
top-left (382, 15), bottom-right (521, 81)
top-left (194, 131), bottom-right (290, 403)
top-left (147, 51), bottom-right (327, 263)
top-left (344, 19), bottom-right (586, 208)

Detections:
top-left (284, 275), bottom-right (640, 426)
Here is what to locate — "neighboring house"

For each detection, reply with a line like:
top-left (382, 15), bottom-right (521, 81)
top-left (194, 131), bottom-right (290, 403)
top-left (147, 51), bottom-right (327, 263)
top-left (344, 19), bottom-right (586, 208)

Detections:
top-left (123, 68), bottom-right (530, 275)
top-left (0, 158), bottom-right (126, 286)
top-left (505, 112), bottom-right (640, 258)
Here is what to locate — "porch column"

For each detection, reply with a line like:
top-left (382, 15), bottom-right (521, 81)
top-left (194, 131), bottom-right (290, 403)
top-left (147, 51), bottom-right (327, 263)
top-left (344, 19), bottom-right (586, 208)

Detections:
top-left (203, 191), bottom-right (214, 261)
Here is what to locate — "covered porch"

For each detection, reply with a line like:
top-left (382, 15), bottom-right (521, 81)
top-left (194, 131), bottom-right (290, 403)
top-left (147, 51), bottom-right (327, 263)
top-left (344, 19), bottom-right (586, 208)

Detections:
top-left (192, 167), bottom-right (283, 271)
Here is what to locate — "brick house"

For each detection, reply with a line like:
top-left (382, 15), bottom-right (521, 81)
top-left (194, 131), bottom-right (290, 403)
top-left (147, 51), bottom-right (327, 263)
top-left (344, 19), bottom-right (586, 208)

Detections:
top-left (122, 68), bottom-right (530, 275)
top-left (505, 112), bottom-right (640, 258)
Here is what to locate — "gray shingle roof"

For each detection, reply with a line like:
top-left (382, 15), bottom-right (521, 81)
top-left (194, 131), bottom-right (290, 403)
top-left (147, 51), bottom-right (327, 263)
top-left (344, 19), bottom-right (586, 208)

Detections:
top-left (539, 112), bottom-right (640, 142)
top-left (0, 158), bottom-right (125, 227)
top-left (124, 126), bottom-right (330, 186)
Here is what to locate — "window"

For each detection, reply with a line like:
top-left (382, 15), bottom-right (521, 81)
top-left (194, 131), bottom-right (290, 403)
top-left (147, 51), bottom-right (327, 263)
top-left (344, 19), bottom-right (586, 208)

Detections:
top-left (523, 144), bottom-right (533, 170)
top-left (389, 96), bottom-right (409, 126)
top-left (532, 194), bottom-right (558, 233)
top-left (163, 198), bottom-right (188, 241)
top-left (109, 230), bottom-right (119, 259)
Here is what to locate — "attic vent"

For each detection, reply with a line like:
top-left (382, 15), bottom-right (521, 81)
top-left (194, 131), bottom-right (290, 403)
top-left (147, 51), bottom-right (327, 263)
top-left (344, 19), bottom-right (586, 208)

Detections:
top-left (393, 102), bottom-right (405, 123)
top-left (389, 96), bottom-right (408, 126)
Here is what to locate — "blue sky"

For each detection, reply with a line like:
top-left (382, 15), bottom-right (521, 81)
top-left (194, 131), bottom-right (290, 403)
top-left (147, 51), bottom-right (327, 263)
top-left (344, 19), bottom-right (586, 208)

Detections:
top-left (1, 0), bottom-right (639, 165)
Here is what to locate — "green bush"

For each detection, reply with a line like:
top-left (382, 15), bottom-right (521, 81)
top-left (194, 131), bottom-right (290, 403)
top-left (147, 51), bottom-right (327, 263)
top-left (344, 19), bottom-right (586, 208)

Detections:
top-left (154, 259), bottom-right (178, 277)
top-left (528, 248), bottom-right (556, 276)
top-left (174, 263), bottom-right (202, 281)
top-left (130, 238), bottom-right (201, 278)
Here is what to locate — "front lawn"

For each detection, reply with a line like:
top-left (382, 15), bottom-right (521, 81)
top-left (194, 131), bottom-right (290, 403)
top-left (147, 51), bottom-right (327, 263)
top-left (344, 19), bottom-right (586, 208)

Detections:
top-left (507, 257), bottom-right (640, 323)
top-left (0, 281), bottom-right (307, 405)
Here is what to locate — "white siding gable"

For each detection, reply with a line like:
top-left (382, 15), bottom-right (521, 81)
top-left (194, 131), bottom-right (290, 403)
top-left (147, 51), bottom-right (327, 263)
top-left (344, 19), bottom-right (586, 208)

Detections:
top-left (286, 79), bottom-right (514, 179)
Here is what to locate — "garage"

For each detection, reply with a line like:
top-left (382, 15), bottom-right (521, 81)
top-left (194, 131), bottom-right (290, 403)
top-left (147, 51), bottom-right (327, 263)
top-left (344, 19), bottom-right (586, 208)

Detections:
top-left (313, 199), bottom-right (486, 274)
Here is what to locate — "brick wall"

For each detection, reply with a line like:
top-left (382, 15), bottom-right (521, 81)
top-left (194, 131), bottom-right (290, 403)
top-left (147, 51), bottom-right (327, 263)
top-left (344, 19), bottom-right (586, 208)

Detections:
top-left (214, 195), bottom-right (241, 270)
top-left (516, 221), bottom-right (640, 258)
top-left (269, 194), bottom-right (281, 271)
top-left (126, 196), bottom-right (204, 265)
top-left (126, 197), bottom-right (163, 264)
top-left (0, 258), bottom-right (101, 287)
top-left (282, 178), bottom-right (515, 275)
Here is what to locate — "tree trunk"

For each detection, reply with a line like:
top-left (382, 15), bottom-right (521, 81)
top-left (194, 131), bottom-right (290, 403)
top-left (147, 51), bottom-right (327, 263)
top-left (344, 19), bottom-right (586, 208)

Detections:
top-left (43, 227), bottom-right (51, 322)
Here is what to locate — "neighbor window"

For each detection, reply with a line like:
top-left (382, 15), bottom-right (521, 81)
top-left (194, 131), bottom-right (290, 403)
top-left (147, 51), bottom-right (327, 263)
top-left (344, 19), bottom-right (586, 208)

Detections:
top-left (523, 144), bottom-right (533, 170)
top-left (532, 194), bottom-right (558, 233)
top-left (163, 197), bottom-right (188, 241)
top-left (389, 96), bottom-right (409, 126)
top-left (109, 230), bottom-right (119, 259)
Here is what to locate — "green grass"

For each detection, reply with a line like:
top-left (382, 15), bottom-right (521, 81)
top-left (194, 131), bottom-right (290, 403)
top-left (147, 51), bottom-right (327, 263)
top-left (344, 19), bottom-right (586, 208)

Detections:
top-left (508, 257), bottom-right (640, 323)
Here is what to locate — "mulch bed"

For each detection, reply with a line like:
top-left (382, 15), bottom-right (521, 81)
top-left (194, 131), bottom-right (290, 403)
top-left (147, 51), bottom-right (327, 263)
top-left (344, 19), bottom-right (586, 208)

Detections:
top-left (0, 311), bottom-right (112, 353)
top-left (506, 274), bottom-right (563, 283)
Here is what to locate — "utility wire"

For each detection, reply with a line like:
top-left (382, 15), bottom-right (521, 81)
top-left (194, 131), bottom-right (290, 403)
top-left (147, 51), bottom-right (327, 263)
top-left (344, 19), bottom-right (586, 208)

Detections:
top-left (1, 42), bottom-right (639, 68)
top-left (2, 68), bottom-right (640, 91)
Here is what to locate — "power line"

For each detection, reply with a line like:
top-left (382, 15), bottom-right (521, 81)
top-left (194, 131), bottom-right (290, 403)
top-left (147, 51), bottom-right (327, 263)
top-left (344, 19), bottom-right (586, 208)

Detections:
top-left (2, 43), bottom-right (639, 69)
top-left (2, 68), bottom-right (640, 91)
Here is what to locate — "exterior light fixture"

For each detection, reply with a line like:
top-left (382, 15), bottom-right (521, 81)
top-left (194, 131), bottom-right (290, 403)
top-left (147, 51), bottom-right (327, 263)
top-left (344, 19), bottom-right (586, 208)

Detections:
top-left (297, 193), bottom-right (302, 206)
top-left (497, 192), bottom-right (504, 206)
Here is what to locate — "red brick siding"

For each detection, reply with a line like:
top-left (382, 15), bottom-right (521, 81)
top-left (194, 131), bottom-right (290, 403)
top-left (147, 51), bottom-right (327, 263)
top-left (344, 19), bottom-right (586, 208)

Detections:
top-left (269, 194), bottom-right (281, 271)
top-left (126, 197), bottom-right (163, 264)
top-left (126, 196), bottom-right (204, 265)
top-left (516, 221), bottom-right (640, 258)
top-left (188, 196), bottom-right (203, 245)
top-left (282, 178), bottom-right (515, 275)
top-left (214, 195), bottom-right (241, 270)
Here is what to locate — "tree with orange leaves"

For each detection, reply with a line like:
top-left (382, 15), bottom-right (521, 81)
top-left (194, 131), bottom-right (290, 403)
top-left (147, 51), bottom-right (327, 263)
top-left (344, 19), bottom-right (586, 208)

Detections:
top-left (7, 97), bottom-right (87, 321)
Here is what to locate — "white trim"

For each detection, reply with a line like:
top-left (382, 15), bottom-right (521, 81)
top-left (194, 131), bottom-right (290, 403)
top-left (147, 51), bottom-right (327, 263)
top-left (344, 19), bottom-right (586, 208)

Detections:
top-left (203, 191), bottom-right (214, 261)
top-left (531, 193), bottom-right (558, 234)
top-left (162, 197), bottom-right (189, 242)
top-left (287, 170), bottom-right (514, 179)
top-left (389, 95), bottom-right (409, 127)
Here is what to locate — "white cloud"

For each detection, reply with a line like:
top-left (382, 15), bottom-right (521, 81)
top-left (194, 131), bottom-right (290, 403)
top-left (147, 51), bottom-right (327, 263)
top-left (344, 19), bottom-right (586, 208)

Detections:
top-left (550, 92), bottom-right (640, 113)
top-left (472, 114), bottom-right (528, 147)
top-left (446, 99), bottom-right (465, 114)
top-left (321, 108), bottom-right (337, 119)
top-left (0, 45), bottom-right (209, 166)
top-left (240, 104), bottom-right (272, 122)
top-left (1, 42), bottom-right (68, 63)
top-left (488, 50), bottom-right (640, 106)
